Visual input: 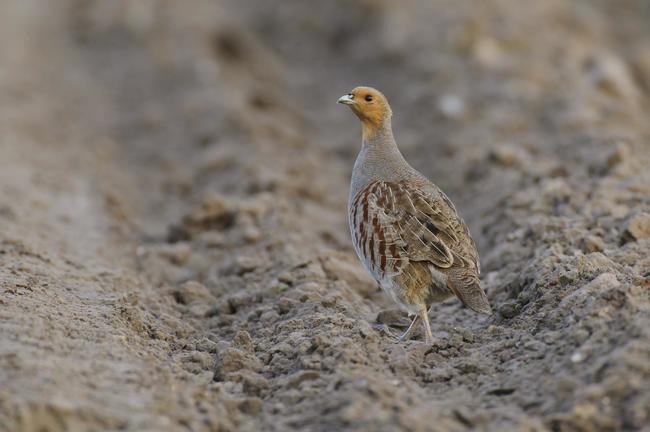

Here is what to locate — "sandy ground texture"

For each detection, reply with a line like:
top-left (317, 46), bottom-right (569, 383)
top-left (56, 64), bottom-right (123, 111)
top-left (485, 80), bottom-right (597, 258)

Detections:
top-left (1, 0), bottom-right (649, 431)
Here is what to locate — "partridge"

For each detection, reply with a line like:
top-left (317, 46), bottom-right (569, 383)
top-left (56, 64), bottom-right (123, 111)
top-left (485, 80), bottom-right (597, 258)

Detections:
top-left (338, 86), bottom-right (492, 344)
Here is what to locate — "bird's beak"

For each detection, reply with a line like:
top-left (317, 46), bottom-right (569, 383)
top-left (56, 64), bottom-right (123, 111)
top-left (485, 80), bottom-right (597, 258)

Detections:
top-left (337, 94), bottom-right (355, 105)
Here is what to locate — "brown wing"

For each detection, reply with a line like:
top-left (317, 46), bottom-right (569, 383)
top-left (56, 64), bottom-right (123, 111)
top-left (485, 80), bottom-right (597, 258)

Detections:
top-left (350, 180), bottom-right (480, 279)
top-left (351, 179), bottom-right (490, 313)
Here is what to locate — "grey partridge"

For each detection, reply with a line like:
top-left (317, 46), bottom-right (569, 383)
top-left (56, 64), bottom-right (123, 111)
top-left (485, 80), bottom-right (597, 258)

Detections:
top-left (338, 86), bottom-right (492, 344)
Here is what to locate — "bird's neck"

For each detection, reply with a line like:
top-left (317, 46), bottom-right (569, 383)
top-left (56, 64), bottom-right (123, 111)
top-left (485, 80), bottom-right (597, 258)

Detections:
top-left (350, 118), bottom-right (411, 201)
top-left (361, 118), bottom-right (400, 157)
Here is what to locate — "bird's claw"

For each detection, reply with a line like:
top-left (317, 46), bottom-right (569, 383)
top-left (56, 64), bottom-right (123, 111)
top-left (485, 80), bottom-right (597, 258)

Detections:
top-left (371, 322), bottom-right (418, 342)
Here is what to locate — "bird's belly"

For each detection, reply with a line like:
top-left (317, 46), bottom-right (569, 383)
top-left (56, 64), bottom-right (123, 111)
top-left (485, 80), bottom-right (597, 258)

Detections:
top-left (356, 252), bottom-right (422, 314)
top-left (377, 276), bottom-right (422, 315)
top-left (354, 244), bottom-right (451, 313)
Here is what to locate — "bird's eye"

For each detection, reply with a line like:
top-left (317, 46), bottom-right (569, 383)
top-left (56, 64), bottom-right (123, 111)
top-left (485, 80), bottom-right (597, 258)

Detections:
top-left (365, 95), bottom-right (373, 102)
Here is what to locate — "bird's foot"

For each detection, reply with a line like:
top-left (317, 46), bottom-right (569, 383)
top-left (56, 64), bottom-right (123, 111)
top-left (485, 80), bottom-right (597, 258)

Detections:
top-left (371, 313), bottom-right (422, 343)
top-left (397, 329), bottom-right (414, 343)
top-left (370, 322), bottom-right (398, 337)
top-left (371, 322), bottom-right (415, 342)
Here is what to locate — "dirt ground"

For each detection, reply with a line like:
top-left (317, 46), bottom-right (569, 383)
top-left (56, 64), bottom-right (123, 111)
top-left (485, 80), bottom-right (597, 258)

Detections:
top-left (1, 1), bottom-right (649, 431)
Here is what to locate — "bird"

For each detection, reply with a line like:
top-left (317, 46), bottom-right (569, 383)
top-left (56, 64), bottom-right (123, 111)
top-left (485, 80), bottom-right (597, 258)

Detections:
top-left (337, 86), bottom-right (492, 344)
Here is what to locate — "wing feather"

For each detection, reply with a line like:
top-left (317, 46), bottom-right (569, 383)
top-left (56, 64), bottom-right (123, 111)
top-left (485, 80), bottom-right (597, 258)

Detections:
top-left (364, 180), bottom-right (479, 273)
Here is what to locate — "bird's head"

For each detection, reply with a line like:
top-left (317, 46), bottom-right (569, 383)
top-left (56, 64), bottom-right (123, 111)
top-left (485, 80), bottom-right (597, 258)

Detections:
top-left (338, 86), bottom-right (392, 138)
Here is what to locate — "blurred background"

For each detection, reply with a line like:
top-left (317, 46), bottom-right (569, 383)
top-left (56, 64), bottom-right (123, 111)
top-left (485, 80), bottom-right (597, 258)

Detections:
top-left (4, 0), bottom-right (649, 246)
top-left (1, 1), bottom-right (649, 431)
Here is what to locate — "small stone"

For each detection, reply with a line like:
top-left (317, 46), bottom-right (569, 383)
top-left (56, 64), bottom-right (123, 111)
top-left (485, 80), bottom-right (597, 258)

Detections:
top-left (570, 351), bottom-right (585, 363)
top-left (630, 47), bottom-right (650, 94)
top-left (523, 340), bottom-right (546, 353)
top-left (421, 366), bottom-right (454, 383)
top-left (454, 356), bottom-right (482, 373)
top-left (197, 231), bottom-right (225, 247)
top-left (321, 253), bottom-right (376, 297)
top-left (241, 372), bottom-right (270, 396)
top-left (585, 54), bottom-right (639, 103)
top-left (622, 212), bottom-right (650, 243)
top-left (277, 298), bottom-right (296, 314)
top-left (573, 329), bottom-right (590, 344)
top-left (473, 37), bottom-right (504, 68)
top-left (560, 273), bottom-right (619, 308)
top-left (188, 304), bottom-right (212, 317)
top-left (225, 256), bottom-right (259, 276)
top-left (499, 301), bottom-right (520, 319)
top-left (156, 243), bottom-right (192, 265)
top-left (582, 235), bottom-right (605, 253)
top-left (242, 225), bottom-right (261, 243)
top-left (488, 144), bottom-right (523, 167)
top-left (174, 280), bottom-right (214, 305)
top-left (287, 370), bottom-right (320, 388)
top-left (187, 192), bottom-right (236, 229)
top-left (277, 271), bottom-right (295, 284)
top-left (195, 337), bottom-right (219, 353)
top-left (357, 320), bottom-right (375, 340)
top-left (437, 94), bottom-right (465, 119)
top-left (214, 347), bottom-right (262, 381)
top-left (606, 142), bottom-right (631, 168)
top-left (183, 351), bottom-right (215, 370)
top-left (226, 294), bottom-right (253, 314)
top-left (260, 309), bottom-right (280, 324)
top-left (320, 296), bottom-right (337, 308)
top-left (233, 330), bottom-right (254, 353)
top-left (0, 205), bottom-right (15, 220)
top-left (449, 333), bottom-right (464, 348)
top-left (228, 397), bottom-right (263, 416)
top-left (376, 309), bottom-right (410, 328)
top-left (456, 327), bottom-right (475, 343)
top-left (539, 178), bottom-right (571, 206)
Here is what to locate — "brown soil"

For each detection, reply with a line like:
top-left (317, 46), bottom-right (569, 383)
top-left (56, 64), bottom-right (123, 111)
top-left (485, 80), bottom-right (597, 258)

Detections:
top-left (1, 1), bottom-right (649, 431)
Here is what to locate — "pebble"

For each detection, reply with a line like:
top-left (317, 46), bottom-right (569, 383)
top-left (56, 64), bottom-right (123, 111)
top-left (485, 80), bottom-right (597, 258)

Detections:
top-left (226, 256), bottom-right (259, 276)
top-left (320, 296), bottom-right (337, 308)
top-left (277, 297), bottom-right (296, 314)
top-left (320, 253), bottom-right (376, 297)
top-left (174, 280), bottom-right (214, 305)
top-left (570, 351), bottom-right (585, 363)
top-left (605, 142), bottom-right (631, 168)
top-left (195, 337), bottom-right (219, 353)
top-left (499, 300), bottom-right (520, 319)
top-left (233, 330), bottom-right (254, 353)
top-left (622, 212), bottom-right (650, 242)
top-left (214, 347), bottom-right (262, 381)
top-left (585, 53), bottom-right (639, 103)
top-left (226, 397), bottom-right (263, 416)
top-left (437, 94), bottom-right (466, 119)
top-left (155, 243), bottom-right (192, 265)
top-left (260, 309), bottom-right (280, 324)
top-left (187, 192), bottom-right (235, 229)
top-left (241, 372), bottom-right (270, 396)
top-left (376, 309), bottom-right (410, 327)
top-left (582, 235), bottom-right (605, 253)
top-left (488, 144), bottom-right (524, 167)
top-left (286, 370), bottom-right (320, 388)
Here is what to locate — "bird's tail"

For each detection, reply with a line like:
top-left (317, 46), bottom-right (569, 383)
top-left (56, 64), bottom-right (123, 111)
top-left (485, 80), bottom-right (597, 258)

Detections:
top-left (447, 269), bottom-right (492, 315)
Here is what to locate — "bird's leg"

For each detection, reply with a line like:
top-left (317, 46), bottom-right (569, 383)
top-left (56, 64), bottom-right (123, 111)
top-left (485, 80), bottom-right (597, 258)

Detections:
top-left (419, 306), bottom-right (435, 345)
top-left (397, 314), bottom-right (420, 342)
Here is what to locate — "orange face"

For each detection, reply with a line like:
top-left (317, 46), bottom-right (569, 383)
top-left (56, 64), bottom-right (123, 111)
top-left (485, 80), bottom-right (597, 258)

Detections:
top-left (338, 86), bottom-right (392, 133)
